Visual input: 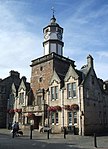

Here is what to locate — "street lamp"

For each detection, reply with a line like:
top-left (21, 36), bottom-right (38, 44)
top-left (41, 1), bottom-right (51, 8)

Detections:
top-left (48, 90), bottom-right (50, 127)
top-left (61, 89), bottom-right (64, 129)
top-left (7, 99), bottom-right (10, 129)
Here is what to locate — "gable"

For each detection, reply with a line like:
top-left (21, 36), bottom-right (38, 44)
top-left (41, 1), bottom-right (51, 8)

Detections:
top-left (18, 80), bottom-right (26, 92)
top-left (64, 65), bottom-right (79, 82)
top-left (83, 67), bottom-right (101, 92)
top-left (49, 70), bottom-right (61, 86)
top-left (11, 83), bottom-right (16, 93)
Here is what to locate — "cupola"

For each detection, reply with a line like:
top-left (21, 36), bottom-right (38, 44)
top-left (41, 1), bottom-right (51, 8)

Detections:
top-left (43, 13), bottom-right (64, 56)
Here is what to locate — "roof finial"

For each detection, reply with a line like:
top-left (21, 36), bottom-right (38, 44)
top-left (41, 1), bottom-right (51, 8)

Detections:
top-left (51, 7), bottom-right (55, 18)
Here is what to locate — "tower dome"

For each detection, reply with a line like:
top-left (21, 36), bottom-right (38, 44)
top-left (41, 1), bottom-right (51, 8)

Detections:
top-left (50, 15), bottom-right (56, 24)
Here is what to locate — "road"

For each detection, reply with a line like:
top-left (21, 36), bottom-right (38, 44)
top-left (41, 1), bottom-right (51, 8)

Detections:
top-left (0, 134), bottom-right (85, 149)
top-left (0, 129), bottom-right (108, 149)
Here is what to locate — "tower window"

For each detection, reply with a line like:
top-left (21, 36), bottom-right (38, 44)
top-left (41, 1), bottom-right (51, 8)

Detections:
top-left (39, 77), bottom-right (43, 82)
top-left (40, 66), bottom-right (43, 71)
top-left (45, 29), bottom-right (49, 33)
top-left (37, 96), bottom-right (42, 105)
top-left (58, 28), bottom-right (62, 33)
top-left (51, 27), bottom-right (56, 32)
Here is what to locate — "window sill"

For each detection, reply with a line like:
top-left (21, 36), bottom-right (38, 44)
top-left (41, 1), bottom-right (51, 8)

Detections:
top-left (51, 99), bottom-right (55, 101)
top-left (68, 96), bottom-right (77, 99)
top-left (51, 99), bottom-right (58, 101)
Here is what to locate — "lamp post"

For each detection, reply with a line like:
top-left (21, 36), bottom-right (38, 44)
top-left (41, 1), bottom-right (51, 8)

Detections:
top-left (15, 96), bottom-right (18, 122)
top-left (30, 120), bottom-right (34, 139)
top-left (7, 99), bottom-right (9, 129)
top-left (48, 91), bottom-right (50, 127)
top-left (42, 88), bottom-right (45, 127)
top-left (61, 89), bottom-right (64, 129)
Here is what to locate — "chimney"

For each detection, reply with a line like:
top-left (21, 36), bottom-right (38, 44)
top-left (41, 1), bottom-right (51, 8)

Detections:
top-left (87, 54), bottom-right (94, 69)
top-left (21, 76), bottom-right (27, 82)
top-left (9, 70), bottom-right (20, 78)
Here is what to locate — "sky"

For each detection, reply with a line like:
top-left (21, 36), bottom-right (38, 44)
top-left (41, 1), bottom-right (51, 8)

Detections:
top-left (0, 0), bottom-right (108, 82)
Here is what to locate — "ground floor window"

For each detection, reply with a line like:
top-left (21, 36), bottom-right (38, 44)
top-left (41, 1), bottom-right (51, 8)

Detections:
top-left (68, 112), bottom-right (72, 126)
top-left (51, 112), bottom-right (59, 125)
top-left (27, 117), bottom-right (31, 124)
top-left (73, 112), bottom-right (77, 125)
top-left (18, 113), bottom-right (22, 123)
top-left (68, 111), bottom-right (77, 126)
top-left (55, 113), bottom-right (58, 124)
top-left (22, 116), bottom-right (25, 125)
top-left (51, 113), bottom-right (55, 124)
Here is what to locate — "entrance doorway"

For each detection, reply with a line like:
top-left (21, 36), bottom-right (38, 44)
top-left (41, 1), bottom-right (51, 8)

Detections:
top-left (34, 116), bottom-right (42, 129)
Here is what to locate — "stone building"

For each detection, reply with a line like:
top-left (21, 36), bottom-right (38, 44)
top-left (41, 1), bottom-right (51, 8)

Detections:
top-left (47, 55), bottom-right (108, 135)
top-left (0, 70), bottom-right (21, 128)
top-left (2, 14), bottom-right (108, 135)
top-left (28, 14), bottom-right (108, 135)
top-left (7, 76), bottom-right (32, 128)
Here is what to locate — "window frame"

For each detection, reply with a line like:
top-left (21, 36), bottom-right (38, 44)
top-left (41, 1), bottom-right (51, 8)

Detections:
top-left (51, 112), bottom-right (59, 125)
top-left (55, 112), bottom-right (59, 124)
top-left (37, 95), bottom-right (42, 106)
top-left (68, 111), bottom-right (78, 126)
top-left (51, 113), bottom-right (55, 125)
top-left (73, 112), bottom-right (77, 125)
top-left (68, 112), bottom-right (72, 126)
top-left (51, 86), bottom-right (58, 100)
top-left (67, 82), bottom-right (76, 99)
top-left (19, 92), bottom-right (24, 104)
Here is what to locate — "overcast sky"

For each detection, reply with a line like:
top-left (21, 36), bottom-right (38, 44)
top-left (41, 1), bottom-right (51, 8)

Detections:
top-left (0, 0), bottom-right (108, 82)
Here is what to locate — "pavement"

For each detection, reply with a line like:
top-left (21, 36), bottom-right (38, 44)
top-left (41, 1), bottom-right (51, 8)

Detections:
top-left (0, 128), bottom-right (108, 149)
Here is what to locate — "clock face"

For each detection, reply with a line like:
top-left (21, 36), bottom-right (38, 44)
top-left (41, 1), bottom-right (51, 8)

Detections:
top-left (57, 33), bottom-right (62, 40)
top-left (44, 34), bottom-right (49, 40)
top-left (44, 32), bottom-right (50, 40)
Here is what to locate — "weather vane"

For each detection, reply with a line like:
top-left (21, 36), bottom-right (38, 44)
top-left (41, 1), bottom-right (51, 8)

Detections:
top-left (51, 7), bottom-right (55, 17)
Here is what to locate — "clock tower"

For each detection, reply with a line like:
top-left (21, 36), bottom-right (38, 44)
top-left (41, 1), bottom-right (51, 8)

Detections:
top-left (43, 14), bottom-right (64, 56)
